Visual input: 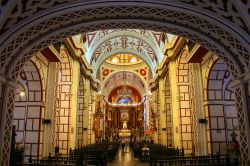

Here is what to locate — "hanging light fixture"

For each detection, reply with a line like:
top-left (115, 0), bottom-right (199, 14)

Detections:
top-left (112, 57), bottom-right (118, 63)
top-left (130, 56), bottom-right (137, 63)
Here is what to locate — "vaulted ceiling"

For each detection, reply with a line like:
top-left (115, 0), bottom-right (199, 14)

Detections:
top-left (83, 29), bottom-right (170, 98)
top-left (84, 29), bottom-right (169, 77)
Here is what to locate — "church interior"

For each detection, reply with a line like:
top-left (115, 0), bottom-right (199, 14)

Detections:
top-left (0, 1), bottom-right (249, 166)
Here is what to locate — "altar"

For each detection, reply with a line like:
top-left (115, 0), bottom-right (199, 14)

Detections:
top-left (104, 85), bottom-right (145, 140)
top-left (118, 109), bottom-right (131, 139)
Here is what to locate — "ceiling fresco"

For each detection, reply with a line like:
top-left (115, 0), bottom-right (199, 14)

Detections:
top-left (86, 29), bottom-right (164, 48)
top-left (86, 30), bottom-right (165, 99)
top-left (84, 29), bottom-right (167, 77)
top-left (92, 35), bottom-right (157, 62)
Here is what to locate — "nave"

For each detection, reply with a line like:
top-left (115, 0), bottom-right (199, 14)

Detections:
top-left (7, 30), bottom-right (244, 166)
top-left (12, 140), bottom-right (233, 166)
top-left (107, 142), bottom-right (149, 166)
top-left (1, 2), bottom-right (250, 165)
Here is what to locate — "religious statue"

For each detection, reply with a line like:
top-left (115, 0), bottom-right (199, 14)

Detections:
top-left (135, 96), bottom-right (138, 104)
top-left (122, 122), bottom-right (127, 129)
top-left (121, 112), bottom-right (129, 129)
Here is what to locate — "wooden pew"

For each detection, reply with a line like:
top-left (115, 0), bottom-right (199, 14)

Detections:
top-left (14, 141), bottom-right (120, 166)
top-left (150, 155), bottom-right (232, 166)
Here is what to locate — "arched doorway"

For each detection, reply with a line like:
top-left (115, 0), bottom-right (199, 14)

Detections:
top-left (13, 60), bottom-right (43, 162)
top-left (206, 59), bottom-right (238, 155)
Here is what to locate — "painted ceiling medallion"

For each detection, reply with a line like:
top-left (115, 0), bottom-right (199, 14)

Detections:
top-left (102, 69), bottom-right (109, 76)
top-left (140, 69), bottom-right (147, 76)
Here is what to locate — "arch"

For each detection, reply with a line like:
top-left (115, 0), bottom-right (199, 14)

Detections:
top-left (205, 59), bottom-right (238, 155)
top-left (0, 1), bottom-right (250, 165)
top-left (108, 85), bottom-right (142, 103)
top-left (14, 60), bottom-right (43, 162)
top-left (0, 2), bottom-right (247, 80)
top-left (102, 70), bottom-right (147, 88)
top-left (106, 83), bottom-right (144, 101)
top-left (202, 53), bottom-right (219, 101)
top-left (102, 71), bottom-right (146, 98)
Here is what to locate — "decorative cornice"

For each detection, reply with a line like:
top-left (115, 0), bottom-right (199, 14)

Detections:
top-left (163, 37), bottom-right (187, 60)
top-left (103, 61), bottom-right (146, 69)
top-left (49, 45), bottom-right (62, 61)
top-left (150, 56), bottom-right (169, 91)
top-left (69, 37), bottom-right (85, 56)
top-left (184, 44), bottom-right (208, 63)
top-left (185, 44), bottom-right (200, 63)
top-left (41, 45), bottom-right (62, 62)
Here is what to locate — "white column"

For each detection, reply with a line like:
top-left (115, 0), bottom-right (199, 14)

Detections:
top-left (69, 59), bottom-right (80, 148)
top-left (0, 75), bottom-right (16, 166)
top-left (143, 96), bottom-right (149, 130)
top-left (191, 63), bottom-right (207, 155)
top-left (43, 62), bottom-right (58, 156)
top-left (169, 61), bottom-right (181, 148)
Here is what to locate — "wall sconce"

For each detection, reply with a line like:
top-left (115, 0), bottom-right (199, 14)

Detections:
top-left (16, 89), bottom-right (26, 97)
top-left (19, 91), bottom-right (25, 96)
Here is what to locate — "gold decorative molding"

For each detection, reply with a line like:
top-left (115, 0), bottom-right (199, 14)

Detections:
top-left (163, 36), bottom-right (187, 61)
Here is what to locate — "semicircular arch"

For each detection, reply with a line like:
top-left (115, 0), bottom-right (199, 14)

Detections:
top-left (0, 2), bottom-right (250, 165)
top-left (102, 71), bottom-right (146, 98)
top-left (0, 1), bottom-right (246, 81)
top-left (106, 84), bottom-right (143, 102)
top-left (102, 70), bottom-right (147, 89)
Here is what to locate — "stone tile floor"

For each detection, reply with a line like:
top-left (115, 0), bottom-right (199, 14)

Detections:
top-left (108, 144), bottom-right (149, 166)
